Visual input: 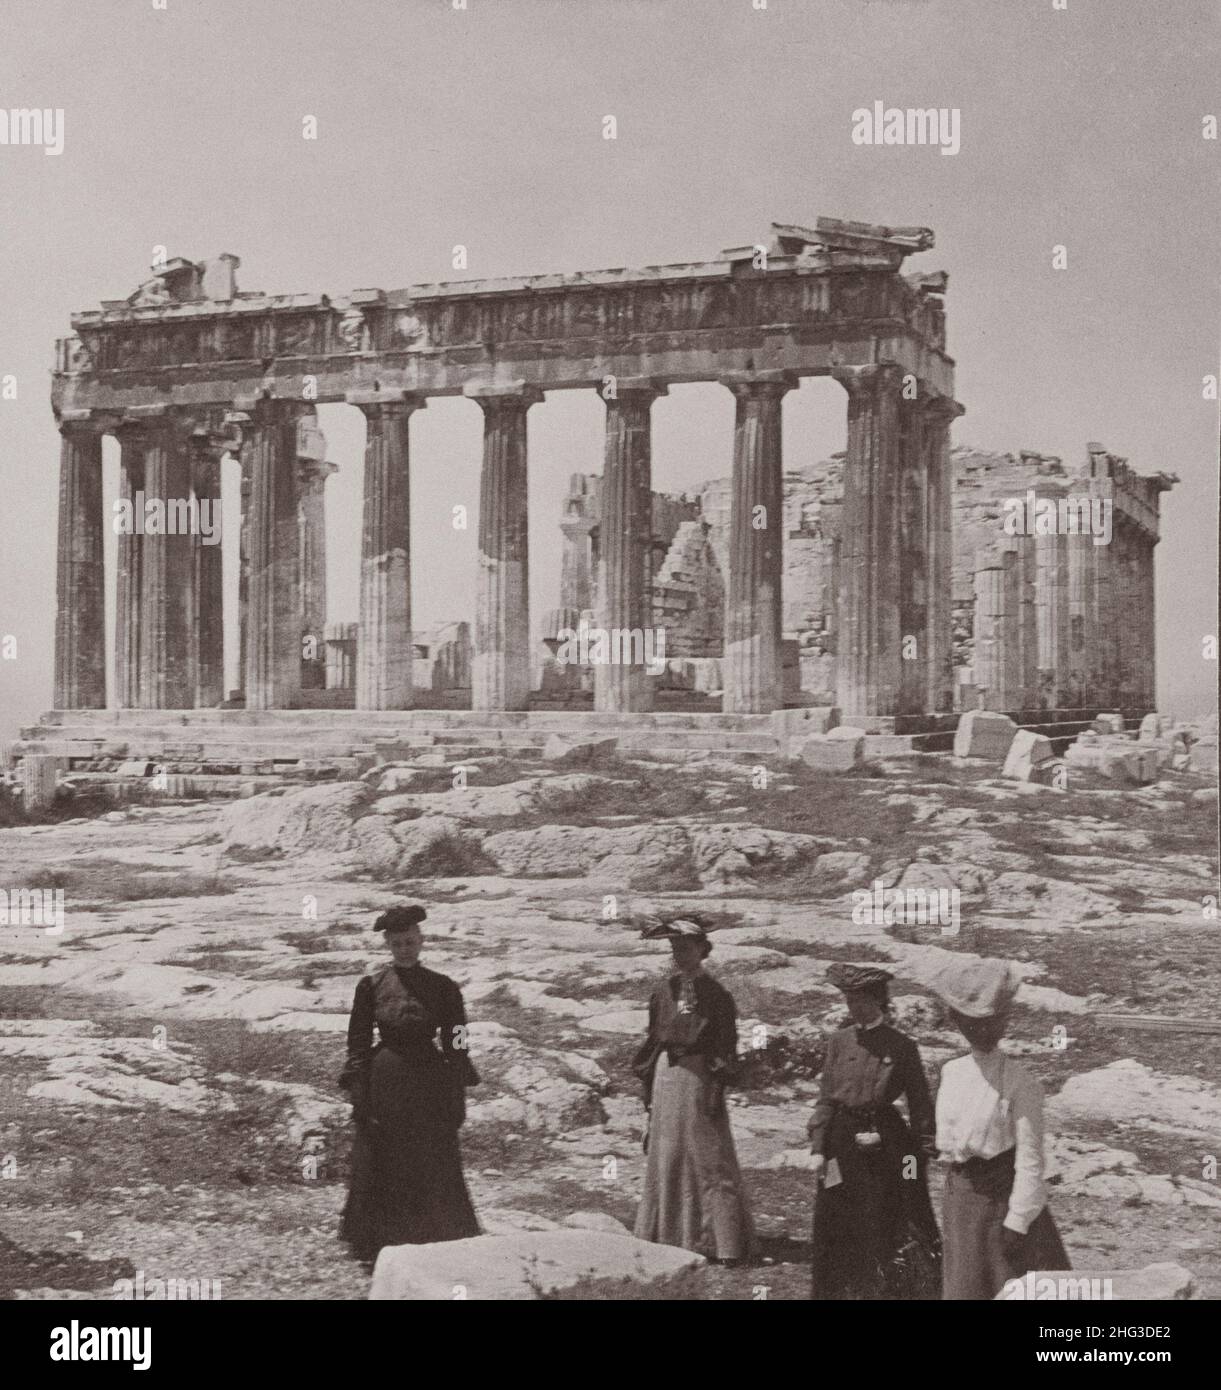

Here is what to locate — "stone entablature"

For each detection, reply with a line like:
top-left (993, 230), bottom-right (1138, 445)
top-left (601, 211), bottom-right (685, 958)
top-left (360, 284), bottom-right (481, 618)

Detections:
top-left (52, 220), bottom-right (954, 416)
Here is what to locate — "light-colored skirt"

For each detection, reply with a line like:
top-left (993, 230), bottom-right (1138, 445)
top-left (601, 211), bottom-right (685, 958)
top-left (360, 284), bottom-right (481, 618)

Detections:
top-left (634, 1052), bottom-right (754, 1260)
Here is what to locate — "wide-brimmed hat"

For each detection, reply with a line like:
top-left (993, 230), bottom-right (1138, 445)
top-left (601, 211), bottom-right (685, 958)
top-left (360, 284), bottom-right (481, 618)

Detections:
top-left (640, 914), bottom-right (713, 957)
top-left (826, 962), bottom-right (893, 994)
top-left (930, 957), bottom-right (1019, 1019)
top-left (374, 904), bottom-right (427, 933)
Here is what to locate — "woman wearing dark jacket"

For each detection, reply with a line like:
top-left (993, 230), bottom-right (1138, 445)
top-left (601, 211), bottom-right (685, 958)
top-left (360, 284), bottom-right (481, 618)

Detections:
top-left (808, 963), bottom-right (942, 1298)
top-left (632, 916), bottom-right (754, 1264)
top-left (339, 905), bottom-right (480, 1262)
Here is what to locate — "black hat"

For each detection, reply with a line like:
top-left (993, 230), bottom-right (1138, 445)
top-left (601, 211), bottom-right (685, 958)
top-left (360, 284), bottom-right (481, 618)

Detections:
top-left (826, 962), bottom-right (893, 994)
top-left (374, 904), bottom-right (427, 933)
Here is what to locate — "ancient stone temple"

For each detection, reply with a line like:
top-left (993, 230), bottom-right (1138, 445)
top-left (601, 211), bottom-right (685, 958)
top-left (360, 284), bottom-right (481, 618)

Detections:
top-left (553, 440), bottom-right (1173, 725)
top-left (51, 218), bottom-right (960, 721)
top-left (950, 445), bottom-right (1175, 716)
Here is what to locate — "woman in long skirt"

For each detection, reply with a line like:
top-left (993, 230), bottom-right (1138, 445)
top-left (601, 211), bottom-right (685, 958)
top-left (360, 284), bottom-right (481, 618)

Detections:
top-left (930, 957), bottom-right (1070, 1299)
top-left (808, 964), bottom-right (942, 1299)
top-left (632, 915), bottom-right (754, 1264)
top-left (339, 904), bottom-right (480, 1262)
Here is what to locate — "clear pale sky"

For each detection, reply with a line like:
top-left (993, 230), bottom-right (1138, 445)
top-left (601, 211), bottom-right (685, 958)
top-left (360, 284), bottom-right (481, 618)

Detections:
top-left (0, 0), bottom-right (1217, 741)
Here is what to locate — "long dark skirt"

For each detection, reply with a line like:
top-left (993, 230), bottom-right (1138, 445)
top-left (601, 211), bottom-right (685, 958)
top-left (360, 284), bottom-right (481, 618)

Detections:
top-left (942, 1148), bottom-right (1069, 1300)
top-left (811, 1107), bottom-right (942, 1299)
top-left (340, 1047), bottom-right (479, 1261)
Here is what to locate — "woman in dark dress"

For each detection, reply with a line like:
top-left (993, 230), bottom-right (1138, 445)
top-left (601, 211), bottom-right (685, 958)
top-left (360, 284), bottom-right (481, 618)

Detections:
top-left (808, 964), bottom-right (942, 1299)
top-left (632, 916), bottom-right (754, 1264)
top-left (339, 904), bottom-right (480, 1262)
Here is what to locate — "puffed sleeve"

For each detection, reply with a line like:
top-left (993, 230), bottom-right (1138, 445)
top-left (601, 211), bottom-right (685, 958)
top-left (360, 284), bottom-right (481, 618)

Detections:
top-left (631, 986), bottom-right (663, 1107)
top-left (338, 975), bottom-right (374, 1095)
top-left (1004, 1068), bottom-right (1049, 1234)
top-left (806, 1030), bottom-right (842, 1155)
top-left (440, 979), bottom-right (480, 1088)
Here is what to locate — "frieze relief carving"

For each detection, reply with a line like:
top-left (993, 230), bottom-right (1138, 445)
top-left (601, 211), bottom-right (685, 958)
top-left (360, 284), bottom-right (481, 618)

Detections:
top-left (338, 308), bottom-right (370, 353)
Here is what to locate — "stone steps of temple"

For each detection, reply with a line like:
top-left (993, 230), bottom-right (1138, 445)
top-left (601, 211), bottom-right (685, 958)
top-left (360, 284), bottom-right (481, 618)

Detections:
top-left (32, 707), bottom-right (788, 732)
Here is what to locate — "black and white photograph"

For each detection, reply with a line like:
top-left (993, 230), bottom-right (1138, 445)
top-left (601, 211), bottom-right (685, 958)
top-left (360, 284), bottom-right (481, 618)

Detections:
top-left (0, 0), bottom-right (1217, 1354)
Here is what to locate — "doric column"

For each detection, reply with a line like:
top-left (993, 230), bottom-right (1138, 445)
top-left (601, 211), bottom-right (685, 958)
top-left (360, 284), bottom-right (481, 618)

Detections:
top-left (138, 408), bottom-right (196, 709)
top-left (1036, 529), bottom-right (1070, 709)
top-left (238, 436), bottom-right (252, 699)
top-left (595, 380), bottom-right (665, 713)
top-left (972, 550), bottom-right (1006, 710)
top-left (1065, 524), bottom-right (1094, 708)
top-left (896, 395), bottom-right (929, 716)
top-left (721, 370), bottom-right (795, 714)
top-left (53, 414), bottom-right (106, 709)
top-left (1140, 535), bottom-right (1159, 708)
top-left (235, 396), bottom-right (310, 710)
top-left (298, 447), bottom-right (337, 691)
top-left (348, 391), bottom-right (423, 711)
top-left (1115, 519), bottom-right (1140, 710)
top-left (831, 363), bottom-right (902, 718)
top-left (114, 421), bottom-right (145, 709)
top-left (1087, 486), bottom-right (1117, 709)
top-left (467, 383), bottom-right (540, 713)
top-left (1014, 540), bottom-right (1039, 710)
top-left (190, 426), bottom-right (226, 708)
top-left (922, 396), bottom-right (964, 713)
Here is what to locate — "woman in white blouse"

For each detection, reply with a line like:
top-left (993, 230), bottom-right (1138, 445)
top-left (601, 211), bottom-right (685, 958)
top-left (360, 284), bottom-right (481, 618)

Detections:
top-left (931, 958), bottom-right (1069, 1299)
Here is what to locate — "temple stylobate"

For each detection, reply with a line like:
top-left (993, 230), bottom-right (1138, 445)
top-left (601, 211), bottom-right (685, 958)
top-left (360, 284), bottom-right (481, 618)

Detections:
top-left (50, 218), bottom-right (962, 721)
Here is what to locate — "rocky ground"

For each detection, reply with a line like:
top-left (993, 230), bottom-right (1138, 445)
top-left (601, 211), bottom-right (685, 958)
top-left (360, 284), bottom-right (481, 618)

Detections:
top-left (1, 746), bottom-right (1218, 1300)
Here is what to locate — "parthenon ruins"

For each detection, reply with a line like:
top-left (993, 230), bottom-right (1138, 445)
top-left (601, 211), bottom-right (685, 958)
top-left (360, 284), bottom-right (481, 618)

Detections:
top-left (47, 219), bottom-right (1172, 751)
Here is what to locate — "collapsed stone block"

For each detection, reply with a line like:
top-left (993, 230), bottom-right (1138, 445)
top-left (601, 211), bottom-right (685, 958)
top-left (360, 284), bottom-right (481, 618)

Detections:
top-left (798, 726), bottom-right (865, 771)
top-left (1001, 729), bottom-right (1056, 781)
top-left (996, 1262), bottom-right (1195, 1301)
top-left (771, 707), bottom-right (840, 741)
top-left (19, 754), bottom-right (59, 811)
top-left (370, 1229), bottom-right (704, 1301)
top-left (1065, 739), bottom-right (1158, 785)
top-left (1092, 712), bottom-right (1124, 735)
top-left (1189, 736), bottom-right (1218, 774)
top-left (1138, 713), bottom-right (1164, 742)
top-left (542, 735), bottom-right (618, 766)
top-left (952, 709), bottom-right (1018, 760)
top-left (117, 760), bottom-right (156, 777)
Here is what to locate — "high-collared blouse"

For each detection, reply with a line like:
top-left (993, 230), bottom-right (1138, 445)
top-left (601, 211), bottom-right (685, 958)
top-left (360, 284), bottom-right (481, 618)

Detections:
top-left (935, 1048), bottom-right (1048, 1234)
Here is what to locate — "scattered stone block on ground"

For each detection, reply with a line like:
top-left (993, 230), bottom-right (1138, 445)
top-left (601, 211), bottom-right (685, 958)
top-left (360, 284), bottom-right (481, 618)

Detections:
top-left (19, 755), bottom-right (59, 811)
top-left (997, 1263), bottom-right (1195, 1300)
top-left (1189, 736), bottom-right (1218, 774)
top-left (1001, 729), bottom-right (1056, 782)
top-left (797, 727), bottom-right (864, 771)
top-left (952, 709), bottom-right (1017, 760)
top-left (1092, 712), bottom-right (1125, 735)
top-left (541, 735), bottom-right (618, 765)
top-left (369, 1230), bottom-right (704, 1300)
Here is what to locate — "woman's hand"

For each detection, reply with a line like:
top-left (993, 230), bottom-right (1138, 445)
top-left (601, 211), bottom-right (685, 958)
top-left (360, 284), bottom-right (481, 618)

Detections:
top-left (809, 1153), bottom-right (826, 1180)
top-left (1001, 1225), bottom-right (1028, 1272)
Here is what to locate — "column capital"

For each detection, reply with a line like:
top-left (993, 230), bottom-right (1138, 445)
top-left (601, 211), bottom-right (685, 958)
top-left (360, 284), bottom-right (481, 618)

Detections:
top-left (299, 456), bottom-right (339, 486)
top-left (829, 361), bottom-right (904, 397)
top-left (345, 388), bottom-right (427, 419)
top-left (231, 394), bottom-right (316, 423)
top-left (464, 380), bottom-right (543, 409)
top-left (56, 408), bottom-right (122, 439)
top-left (719, 369), bottom-right (797, 400)
top-left (920, 392), bottom-right (966, 426)
top-left (598, 377), bottom-right (668, 404)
